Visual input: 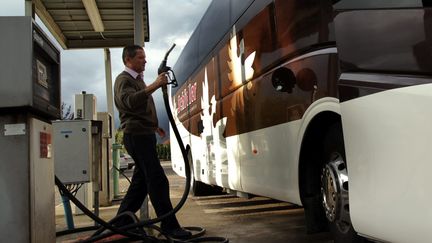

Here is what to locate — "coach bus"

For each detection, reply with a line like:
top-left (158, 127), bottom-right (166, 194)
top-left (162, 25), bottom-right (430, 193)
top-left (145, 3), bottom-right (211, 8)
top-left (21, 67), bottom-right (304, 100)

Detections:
top-left (169, 0), bottom-right (432, 242)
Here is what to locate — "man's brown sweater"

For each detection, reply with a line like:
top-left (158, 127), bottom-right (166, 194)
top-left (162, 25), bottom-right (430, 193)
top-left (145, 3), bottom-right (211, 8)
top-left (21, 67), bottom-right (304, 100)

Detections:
top-left (114, 71), bottom-right (158, 134)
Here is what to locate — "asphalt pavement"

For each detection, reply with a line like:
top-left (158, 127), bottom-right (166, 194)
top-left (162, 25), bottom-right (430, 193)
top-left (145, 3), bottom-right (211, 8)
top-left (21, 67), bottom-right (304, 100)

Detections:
top-left (55, 161), bottom-right (333, 243)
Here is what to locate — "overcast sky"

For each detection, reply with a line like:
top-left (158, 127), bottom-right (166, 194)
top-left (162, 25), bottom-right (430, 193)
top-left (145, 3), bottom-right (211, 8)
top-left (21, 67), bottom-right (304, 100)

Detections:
top-left (0, 0), bottom-right (211, 139)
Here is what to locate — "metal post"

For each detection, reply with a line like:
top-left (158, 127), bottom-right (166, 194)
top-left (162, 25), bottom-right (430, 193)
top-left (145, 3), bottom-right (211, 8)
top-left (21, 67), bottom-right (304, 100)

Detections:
top-left (112, 143), bottom-right (122, 198)
top-left (25, 0), bottom-right (35, 18)
top-left (104, 48), bottom-right (115, 136)
top-left (133, 0), bottom-right (145, 46)
top-left (93, 191), bottom-right (99, 226)
top-left (134, 0), bottom-right (149, 220)
top-left (104, 48), bottom-right (116, 204)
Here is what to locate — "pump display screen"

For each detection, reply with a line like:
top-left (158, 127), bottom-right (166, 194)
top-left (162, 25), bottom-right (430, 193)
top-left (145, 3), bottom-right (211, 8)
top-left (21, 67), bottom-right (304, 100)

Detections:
top-left (33, 56), bottom-right (51, 102)
top-left (36, 59), bottom-right (48, 88)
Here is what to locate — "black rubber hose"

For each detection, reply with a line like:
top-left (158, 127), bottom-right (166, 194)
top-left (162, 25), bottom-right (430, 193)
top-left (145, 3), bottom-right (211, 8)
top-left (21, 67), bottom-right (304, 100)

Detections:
top-left (112, 164), bottom-right (132, 184)
top-left (83, 85), bottom-right (229, 243)
top-left (56, 84), bottom-right (227, 243)
top-left (160, 86), bottom-right (229, 243)
top-left (55, 176), bottom-right (145, 240)
top-left (75, 86), bottom-right (192, 242)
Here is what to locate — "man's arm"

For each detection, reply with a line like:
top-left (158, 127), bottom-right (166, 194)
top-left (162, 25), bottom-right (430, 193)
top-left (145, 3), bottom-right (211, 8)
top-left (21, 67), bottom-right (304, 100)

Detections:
top-left (114, 72), bottom-right (169, 110)
top-left (156, 127), bottom-right (166, 138)
top-left (144, 72), bottom-right (169, 95)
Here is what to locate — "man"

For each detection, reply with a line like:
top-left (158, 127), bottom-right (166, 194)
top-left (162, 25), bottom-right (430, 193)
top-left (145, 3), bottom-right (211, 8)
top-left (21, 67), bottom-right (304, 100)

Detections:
top-left (113, 45), bottom-right (190, 239)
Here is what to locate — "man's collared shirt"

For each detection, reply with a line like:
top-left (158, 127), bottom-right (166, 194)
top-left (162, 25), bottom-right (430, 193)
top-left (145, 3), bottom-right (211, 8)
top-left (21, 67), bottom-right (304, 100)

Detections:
top-left (124, 67), bottom-right (143, 80)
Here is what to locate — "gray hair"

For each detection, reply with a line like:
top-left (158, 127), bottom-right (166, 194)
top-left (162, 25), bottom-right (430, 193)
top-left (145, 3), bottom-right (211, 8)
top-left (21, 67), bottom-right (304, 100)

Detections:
top-left (122, 45), bottom-right (143, 65)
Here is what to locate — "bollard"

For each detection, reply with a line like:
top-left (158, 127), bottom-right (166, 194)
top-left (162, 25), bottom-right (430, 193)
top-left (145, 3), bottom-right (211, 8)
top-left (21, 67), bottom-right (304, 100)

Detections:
top-left (61, 194), bottom-right (75, 230)
top-left (112, 143), bottom-right (122, 199)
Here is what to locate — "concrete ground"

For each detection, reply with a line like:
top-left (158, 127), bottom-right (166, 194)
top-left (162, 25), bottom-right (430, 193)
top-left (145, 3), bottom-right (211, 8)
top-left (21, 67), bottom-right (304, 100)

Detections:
top-left (55, 161), bottom-right (333, 243)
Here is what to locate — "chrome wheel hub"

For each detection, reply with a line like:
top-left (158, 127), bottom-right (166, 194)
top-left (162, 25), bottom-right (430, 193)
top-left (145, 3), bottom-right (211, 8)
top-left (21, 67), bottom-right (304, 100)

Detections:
top-left (321, 152), bottom-right (351, 233)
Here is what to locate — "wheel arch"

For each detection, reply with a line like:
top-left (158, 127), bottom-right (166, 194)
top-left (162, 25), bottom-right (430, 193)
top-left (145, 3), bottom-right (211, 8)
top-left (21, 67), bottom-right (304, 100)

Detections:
top-left (298, 108), bottom-right (343, 233)
top-left (299, 110), bottom-right (342, 202)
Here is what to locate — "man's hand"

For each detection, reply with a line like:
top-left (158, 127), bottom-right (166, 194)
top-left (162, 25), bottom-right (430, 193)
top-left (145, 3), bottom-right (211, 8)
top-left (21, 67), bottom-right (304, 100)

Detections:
top-left (156, 72), bottom-right (169, 88)
top-left (144, 72), bottom-right (169, 95)
top-left (156, 127), bottom-right (166, 138)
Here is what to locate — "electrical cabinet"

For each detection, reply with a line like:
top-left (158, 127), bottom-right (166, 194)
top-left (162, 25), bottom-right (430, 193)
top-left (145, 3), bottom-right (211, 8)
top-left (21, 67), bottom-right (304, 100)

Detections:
top-left (53, 120), bottom-right (102, 184)
top-left (0, 17), bottom-right (61, 119)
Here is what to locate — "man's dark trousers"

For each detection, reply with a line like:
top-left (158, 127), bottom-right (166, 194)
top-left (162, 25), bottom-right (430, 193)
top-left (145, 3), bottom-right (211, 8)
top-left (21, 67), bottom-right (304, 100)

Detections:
top-left (116, 133), bottom-right (180, 230)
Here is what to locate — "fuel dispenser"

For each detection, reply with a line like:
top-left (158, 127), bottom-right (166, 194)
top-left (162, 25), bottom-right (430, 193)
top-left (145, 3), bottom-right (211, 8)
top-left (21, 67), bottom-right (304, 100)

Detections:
top-left (0, 16), bottom-right (60, 243)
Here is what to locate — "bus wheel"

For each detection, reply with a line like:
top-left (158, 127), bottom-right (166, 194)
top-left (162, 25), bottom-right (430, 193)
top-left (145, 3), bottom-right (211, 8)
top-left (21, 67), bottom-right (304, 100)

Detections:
top-left (322, 125), bottom-right (369, 243)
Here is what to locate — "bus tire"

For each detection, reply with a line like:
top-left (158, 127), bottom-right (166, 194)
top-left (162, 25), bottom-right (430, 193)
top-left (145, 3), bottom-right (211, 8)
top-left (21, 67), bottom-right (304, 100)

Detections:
top-left (322, 124), bottom-right (370, 243)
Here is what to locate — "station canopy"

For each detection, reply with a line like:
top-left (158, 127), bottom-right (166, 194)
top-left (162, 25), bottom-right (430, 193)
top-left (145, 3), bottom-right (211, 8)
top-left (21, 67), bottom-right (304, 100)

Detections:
top-left (33, 0), bottom-right (149, 49)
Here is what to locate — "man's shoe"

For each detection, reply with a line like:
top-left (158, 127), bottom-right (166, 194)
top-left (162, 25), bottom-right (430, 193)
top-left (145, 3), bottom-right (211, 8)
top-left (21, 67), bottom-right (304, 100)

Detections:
top-left (164, 227), bottom-right (192, 239)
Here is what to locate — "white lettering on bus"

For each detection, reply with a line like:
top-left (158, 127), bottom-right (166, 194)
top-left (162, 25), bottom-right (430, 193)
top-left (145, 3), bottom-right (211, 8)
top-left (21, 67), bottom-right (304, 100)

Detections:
top-left (177, 82), bottom-right (197, 114)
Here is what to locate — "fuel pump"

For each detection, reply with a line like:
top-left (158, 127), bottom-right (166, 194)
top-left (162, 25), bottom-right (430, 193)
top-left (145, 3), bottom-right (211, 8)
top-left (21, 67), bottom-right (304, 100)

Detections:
top-left (0, 16), bottom-right (61, 243)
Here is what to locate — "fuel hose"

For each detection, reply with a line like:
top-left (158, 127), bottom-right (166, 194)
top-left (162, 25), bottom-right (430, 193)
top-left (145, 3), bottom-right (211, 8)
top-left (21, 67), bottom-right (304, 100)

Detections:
top-left (55, 84), bottom-right (228, 243)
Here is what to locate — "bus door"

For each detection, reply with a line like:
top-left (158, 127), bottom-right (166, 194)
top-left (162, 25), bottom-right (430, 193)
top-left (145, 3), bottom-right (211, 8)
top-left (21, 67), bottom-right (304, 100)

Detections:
top-left (335, 1), bottom-right (432, 241)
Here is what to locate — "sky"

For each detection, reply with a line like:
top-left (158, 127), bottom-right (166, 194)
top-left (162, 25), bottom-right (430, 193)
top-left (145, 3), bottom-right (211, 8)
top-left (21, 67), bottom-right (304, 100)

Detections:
top-left (0, 0), bottom-right (211, 140)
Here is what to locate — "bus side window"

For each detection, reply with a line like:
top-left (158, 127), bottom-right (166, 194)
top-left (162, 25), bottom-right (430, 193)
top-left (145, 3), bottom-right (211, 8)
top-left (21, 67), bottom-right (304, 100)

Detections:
top-left (218, 2), bottom-right (277, 99)
top-left (275, 0), bottom-right (321, 57)
top-left (187, 58), bottom-right (219, 137)
top-left (242, 3), bottom-right (277, 77)
top-left (218, 36), bottom-right (234, 99)
top-left (333, 0), bottom-right (427, 9)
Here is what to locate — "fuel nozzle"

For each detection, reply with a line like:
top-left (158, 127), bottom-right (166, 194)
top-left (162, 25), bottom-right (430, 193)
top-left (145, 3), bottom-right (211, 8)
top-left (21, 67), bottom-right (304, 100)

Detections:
top-left (158, 43), bottom-right (178, 87)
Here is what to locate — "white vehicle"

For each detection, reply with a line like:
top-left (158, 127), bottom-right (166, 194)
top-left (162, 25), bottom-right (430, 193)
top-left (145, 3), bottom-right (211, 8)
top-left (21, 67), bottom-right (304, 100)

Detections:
top-left (170, 1), bottom-right (432, 242)
top-left (119, 153), bottom-right (134, 171)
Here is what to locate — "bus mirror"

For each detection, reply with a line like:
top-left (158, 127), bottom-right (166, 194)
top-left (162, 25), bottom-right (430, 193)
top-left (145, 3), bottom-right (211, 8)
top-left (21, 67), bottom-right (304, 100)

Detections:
top-left (271, 67), bottom-right (296, 93)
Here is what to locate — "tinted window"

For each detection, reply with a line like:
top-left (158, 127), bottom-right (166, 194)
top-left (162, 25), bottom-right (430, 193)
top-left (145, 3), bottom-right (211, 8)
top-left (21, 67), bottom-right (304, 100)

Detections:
top-left (275, 0), bottom-right (321, 58)
top-left (334, 0), bottom-right (429, 9)
top-left (219, 1), bottom-right (276, 98)
top-left (230, 0), bottom-right (254, 24)
top-left (206, 57), bottom-right (218, 102)
top-left (242, 4), bottom-right (277, 75)
top-left (217, 35), bottom-right (233, 98)
top-left (198, 0), bottom-right (230, 62)
top-left (173, 30), bottom-right (198, 91)
top-left (188, 58), bottom-right (218, 115)
top-left (235, 0), bottom-right (273, 31)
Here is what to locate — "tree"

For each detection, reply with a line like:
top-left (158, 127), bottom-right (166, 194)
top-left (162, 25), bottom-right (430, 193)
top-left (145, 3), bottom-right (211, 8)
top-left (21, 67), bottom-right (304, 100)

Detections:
top-left (115, 129), bottom-right (124, 144)
top-left (156, 144), bottom-right (171, 160)
top-left (61, 102), bottom-right (74, 120)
